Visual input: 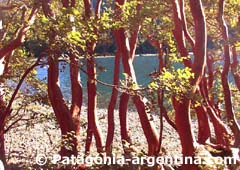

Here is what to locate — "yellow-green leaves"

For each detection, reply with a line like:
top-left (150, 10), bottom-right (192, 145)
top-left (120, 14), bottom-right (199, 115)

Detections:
top-left (66, 31), bottom-right (85, 50)
top-left (149, 82), bottom-right (158, 90)
top-left (40, 15), bottom-right (49, 24)
top-left (120, 73), bottom-right (139, 95)
top-left (176, 67), bottom-right (195, 80)
top-left (148, 67), bottom-right (195, 100)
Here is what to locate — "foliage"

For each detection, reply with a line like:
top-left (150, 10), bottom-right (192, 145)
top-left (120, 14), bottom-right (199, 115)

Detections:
top-left (1, 0), bottom-right (240, 169)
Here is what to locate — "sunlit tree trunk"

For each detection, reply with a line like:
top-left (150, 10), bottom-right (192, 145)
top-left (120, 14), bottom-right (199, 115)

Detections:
top-left (218, 0), bottom-right (240, 147)
top-left (83, 0), bottom-right (104, 154)
top-left (195, 105), bottom-right (211, 144)
top-left (113, 0), bottom-right (144, 151)
top-left (105, 50), bottom-right (120, 154)
top-left (47, 55), bottom-right (78, 156)
top-left (116, 26), bottom-right (142, 147)
top-left (172, 0), bottom-right (207, 169)
top-left (114, 26), bottom-right (159, 155)
top-left (113, 27), bottom-right (132, 146)
top-left (85, 48), bottom-right (104, 153)
top-left (69, 54), bottom-right (82, 149)
top-left (172, 0), bottom-right (196, 165)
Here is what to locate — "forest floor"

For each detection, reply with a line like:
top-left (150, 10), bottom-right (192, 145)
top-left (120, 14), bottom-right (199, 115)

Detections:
top-left (4, 104), bottom-right (239, 170)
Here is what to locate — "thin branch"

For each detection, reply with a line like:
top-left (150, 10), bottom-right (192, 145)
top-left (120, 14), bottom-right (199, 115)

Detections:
top-left (4, 117), bottom-right (22, 133)
top-left (95, 0), bottom-right (102, 18)
top-left (5, 55), bottom-right (43, 119)
top-left (179, 0), bottom-right (195, 48)
top-left (0, 5), bottom-right (17, 10)
top-left (0, 6), bottom-right (38, 59)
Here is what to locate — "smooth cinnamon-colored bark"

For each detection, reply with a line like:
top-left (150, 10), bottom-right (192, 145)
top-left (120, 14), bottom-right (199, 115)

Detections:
top-left (132, 95), bottom-right (159, 155)
top-left (48, 55), bottom-right (78, 156)
top-left (105, 50), bottom-right (121, 154)
top-left (148, 37), bottom-right (177, 132)
top-left (117, 46), bottom-right (133, 146)
top-left (114, 27), bottom-right (159, 155)
top-left (114, 5), bottom-right (141, 147)
top-left (114, 26), bottom-right (140, 145)
top-left (113, 0), bottom-right (159, 156)
top-left (118, 93), bottom-right (131, 144)
top-left (178, 0), bottom-right (195, 48)
top-left (218, 0), bottom-right (240, 147)
top-left (172, 0), bottom-right (196, 160)
top-left (189, 0), bottom-right (207, 91)
top-left (195, 105), bottom-right (211, 144)
top-left (83, 0), bottom-right (104, 154)
top-left (42, 0), bottom-right (55, 18)
top-left (172, 97), bottom-right (196, 170)
top-left (113, 4), bottom-right (141, 146)
top-left (70, 54), bottom-right (82, 148)
top-left (157, 42), bottom-right (164, 152)
top-left (172, 0), bottom-right (192, 67)
top-left (206, 53), bottom-right (214, 90)
top-left (172, 0), bottom-right (207, 169)
top-left (85, 53), bottom-right (104, 153)
top-left (61, 0), bottom-right (75, 7)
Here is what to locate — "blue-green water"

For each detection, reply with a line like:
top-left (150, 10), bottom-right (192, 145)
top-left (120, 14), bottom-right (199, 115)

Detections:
top-left (36, 55), bottom-right (236, 102)
top-left (37, 55), bottom-right (159, 100)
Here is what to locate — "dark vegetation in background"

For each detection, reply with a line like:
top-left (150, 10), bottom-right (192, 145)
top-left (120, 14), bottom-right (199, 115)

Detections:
top-left (25, 39), bottom-right (157, 56)
top-left (24, 40), bottom-right (48, 57)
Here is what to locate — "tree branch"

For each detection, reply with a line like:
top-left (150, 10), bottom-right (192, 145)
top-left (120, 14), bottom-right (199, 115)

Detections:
top-left (4, 54), bottom-right (43, 120)
top-left (0, 6), bottom-right (38, 60)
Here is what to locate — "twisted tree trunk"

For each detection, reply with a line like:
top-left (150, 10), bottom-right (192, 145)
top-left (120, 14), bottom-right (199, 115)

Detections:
top-left (171, 0), bottom-right (207, 169)
top-left (70, 54), bottom-right (82, 149)
top-left (116, 26), bottom-right (141, 146)
top-left (218, 0), bottom-right (240, 147)
top-left (105, 50), bottom-right (121, 154)
top-left (195, 105), bottom-right (211, 144)
top-left (48, 55), bottom-right (78, 156)
top-left (83, 0), bottom-right (104, 154)
top-left (172, 0), bottom-right (196, 165)
top-left (114, 27), bottom-right (159, 155)
top-left (85, 51), bottom-right (104, 153)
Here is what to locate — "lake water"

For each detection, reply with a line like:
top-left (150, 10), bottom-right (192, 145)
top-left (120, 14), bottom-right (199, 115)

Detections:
top-left (36, 54), bottom-right (235, 103)
top-left (37, 55), bottom-right (159, 101)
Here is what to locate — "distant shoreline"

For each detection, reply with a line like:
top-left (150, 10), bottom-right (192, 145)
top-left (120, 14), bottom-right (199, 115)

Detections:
top-left (94, 53), bottom-right (158, 58)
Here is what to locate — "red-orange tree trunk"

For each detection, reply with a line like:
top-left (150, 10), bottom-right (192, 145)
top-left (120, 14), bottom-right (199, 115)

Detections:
top-left (105, 50), bottom-right (121, 154)
top-left (114, 27), bottom-right (159, 155)
top-left (218, 0), bottom-right (240, 147)
top-left (70, 54), bottom-right (83, 148)
top-left (48, 55), bottom-right (78, 156)
top-left (172, 0), bottom-right (207, 169)
top-left (83, 0), bottom-right (104, 154)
